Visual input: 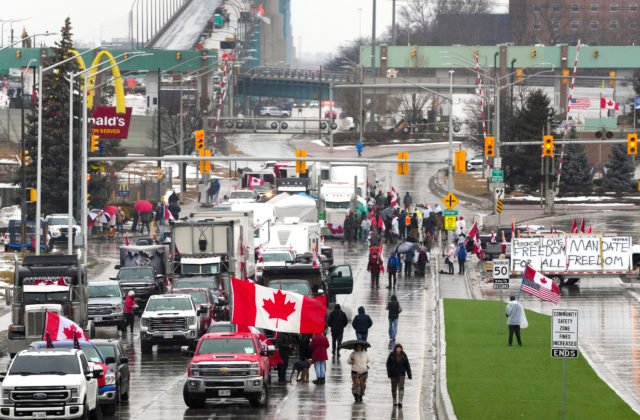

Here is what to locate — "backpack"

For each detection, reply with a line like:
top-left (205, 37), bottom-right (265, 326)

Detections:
top-left (387, 255), bottom-right (397, 270)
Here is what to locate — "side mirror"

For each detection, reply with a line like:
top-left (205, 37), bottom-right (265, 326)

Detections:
top-left (109, 277), bottom-right (117, 281)
top-left (105, 357), bottom-right (116, 365)
top-left (120, 357), bottom-right (128, 364)
top-left (199, 305), bottom-right (209, 314)
top-left (92, 365), bottom-right (103, 379)
top-left (266, 344), bottom-right (276, 356)
top-left (114, 265), bottom-right (121, 270)
top-left (316, 289), bottom-right (325, 296)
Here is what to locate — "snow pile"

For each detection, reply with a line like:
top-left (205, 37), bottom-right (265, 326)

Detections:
top-left (0, 205), bottom-right (20, 228)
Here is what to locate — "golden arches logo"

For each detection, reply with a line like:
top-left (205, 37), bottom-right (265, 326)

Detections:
top-left (70, 49), bottom-right (126, 114)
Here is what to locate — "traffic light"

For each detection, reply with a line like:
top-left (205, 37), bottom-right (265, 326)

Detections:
top-left (410, 48), bottom-right (417, 58)
top-left (195, 130), bottom-right (205, 152)
top-left (295, 149), bottom-right (307, 174)
top-left (199, 150), bottom-right (211, 174)
top-left (593, 49), bottom-right (599, 59)
top-left (86, 193), bottom-right (90, 205)
top-left (176, 52), bottom-right (182, 61)
top-left (397, 152), bottom-right (409, 176)
top-left (15, 50), bottom-right (21, 59)
top-left (123, 52), bottom-right (129, 60)
top-left (156, 167), bottom-right (164, 181)
top-left (90, 135), bottom-right (100, 153)
top-left (610, 70), bottom-right (616, 88)
top-left (28, 188), bottom-right (36, 203)
top-left (543, 135), bottom-right (554, 157)
top-left (484, 136), bottom-right (495, 157)
top-left (516, 69), bottom-right (524, 82)
top-left (530, 48), bottom-right (537, 58)
top-left (562, 69), bottom-right (570, 85)
top-left (628, 133), bottom-right (638, 155)
top-left (22, 150), bottom-right (31, 166)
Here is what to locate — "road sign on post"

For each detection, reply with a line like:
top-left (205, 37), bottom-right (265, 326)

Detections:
top-left (492, 259), bottom-right (509, 289)
top-left (491, 169), bottom-right (504, 183)
top-left (443, 209), bottom-right (458, 231)
top-left (442, 192), bottom-right (459, 210)
top-left (551, 309), bottom-right (579, 358)
top-left (397, 151), bottom-right (409, 176)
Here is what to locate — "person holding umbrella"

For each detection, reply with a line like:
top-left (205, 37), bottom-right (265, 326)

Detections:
top-left (347, 342), bottom-right (371, 403)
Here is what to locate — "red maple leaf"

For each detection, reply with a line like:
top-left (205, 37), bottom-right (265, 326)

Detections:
top-left (262, 290), bottom-right (296, 327)
top-left (62, 324), bottom-right (82, 340)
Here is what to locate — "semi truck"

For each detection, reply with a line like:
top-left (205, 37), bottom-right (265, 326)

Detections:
top-left (6, 255), bottom-right (91, 358)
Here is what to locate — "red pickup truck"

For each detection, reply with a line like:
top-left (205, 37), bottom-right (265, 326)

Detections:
top-left (183, 332), bottom-right (273, 408)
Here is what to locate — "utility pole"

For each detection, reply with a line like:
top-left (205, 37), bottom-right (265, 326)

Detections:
top-left (391, 0), bottom-right (396, 46)
top-left (370, 0), bottom-right (376, 72)
top-left (157, 67), bottom-right (162, 202)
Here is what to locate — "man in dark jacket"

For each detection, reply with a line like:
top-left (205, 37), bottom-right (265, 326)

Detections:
top-left (352, 306), bottom-right (373, 341)
top-left (275, 333), bottom-right (297, 383)
top-left (386, 295), bottom-right (402, 341)
top-left (327, 304), bottom-right (349, 357)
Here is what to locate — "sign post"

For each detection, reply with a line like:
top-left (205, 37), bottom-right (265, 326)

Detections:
top-left (494, 187), bottom-right (505, 224)
top-left (552, 309), bottom-right (579, 420)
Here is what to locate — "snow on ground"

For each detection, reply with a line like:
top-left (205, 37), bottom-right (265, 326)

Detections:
top-left (510, 195), bottom-right (640, 202)
top-left (152, 0), bottom-right (222, 50)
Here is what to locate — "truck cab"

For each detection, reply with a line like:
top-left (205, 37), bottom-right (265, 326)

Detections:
top-left (0, 348), bottom-right (101, 419)
top-left (180, 257), bottom-right (221, 276)
top-left (260, 263), bottom-right (354, 301)
top-left (183, 332), bottom-right (272, 408)
top-left (7, 255), bottom-right (89, 358)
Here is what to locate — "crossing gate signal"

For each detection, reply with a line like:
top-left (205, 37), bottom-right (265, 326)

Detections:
top-left (628, 133), bottom-right (638, 155)
top-left (543, 135), bottom-right (554, 157)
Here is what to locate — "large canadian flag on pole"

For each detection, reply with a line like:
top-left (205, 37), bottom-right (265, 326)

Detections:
top-left (247, 175), bottom-right (264, 190)
top-left (42, 312), bottom-right (89, 343)
top-left (231, 278), bottom-right (326, 334)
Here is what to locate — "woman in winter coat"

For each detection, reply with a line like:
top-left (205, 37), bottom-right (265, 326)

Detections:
top-left (310, 331), bottom-right (330, 384)
top-left (348, 343), bottom-right (371, 402)
top-left (386, 343), bottom-right (412, 407)
top-left (446, 244), bottom-right (456, 275)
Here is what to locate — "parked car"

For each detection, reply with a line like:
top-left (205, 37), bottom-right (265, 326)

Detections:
top-left (45, 213), bottom-right (81, 243)
top-left (259, 106), bottom-right (289, 118)
top-left (92, 339), bottom-right (130, 404)
top-left (467, 156), bottom-right (485, 171)
top-left (88, 280), bottom-right (125, 330)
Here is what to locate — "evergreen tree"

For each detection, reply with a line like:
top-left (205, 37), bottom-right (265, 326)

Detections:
top-left (559, 127), bottom-right (592, 194)
top-left (601, 144), bottom-right (635, 193)
top-left (503, 90), bottom-right (554, 191)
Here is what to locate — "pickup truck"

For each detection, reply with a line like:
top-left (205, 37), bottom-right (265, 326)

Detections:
top-left (0, 348), bottom-right (102, 420)
top-left (260, 262), bottom-right (354, 302)
top-left (112, 266), bottom-right (165, 311)
top-left (183, 332), bottom-right (273, 408)
top-left (88, 280), bottom-right (125, 330)
top-left (139, 294), bottom-right (208, 354)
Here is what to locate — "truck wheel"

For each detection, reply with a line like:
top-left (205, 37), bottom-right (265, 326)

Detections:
top-left (183, 383), bottom-right (206, 408)
top-left (141, 340), bottom-right (153, 354)
top-left (101, 403), bottom-right (116, 416)
top-left (81, 402), bottom-right (90, 420)
top-left (248, 383), bottom-right (268, 407)
top-left (566, 278), bottom-right (579, 286)
top-left (89, 403), bottom-right (101, 420)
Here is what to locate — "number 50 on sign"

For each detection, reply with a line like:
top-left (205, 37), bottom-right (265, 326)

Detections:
top-left (493, 259), bottom-right (510, 289)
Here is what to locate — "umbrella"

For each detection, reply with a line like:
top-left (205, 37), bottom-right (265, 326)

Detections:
top-left (339, 339), bottom-right (371, 351)
top-left (382, 207), bottom-right (395, 220)
top-left (396, 241), bottom-right (419, 254)
top-left (103, 205), bottom-right (118, 217)
top-left (134, 200), bottom-right (153, 213)
top-left (88, 209), bottom-right (110, 224)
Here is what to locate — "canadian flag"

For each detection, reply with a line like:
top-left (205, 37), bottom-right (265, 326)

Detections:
top-left (600, 97), bottom-right (619, 111)
top-left (231, 277), bottom-right (326, 334)
top-left (42, 312), bottom-right (89, 343)
top-left (247, 175), bottom-right (264, 190)
top-left (390, 187), bottom-right (399, 208)
top-left (467, 221), bottom-right (484, 260)
top-left (570, 219), bottom-right (578, 233)
top-left (311, 246), bottom-right (320, 268)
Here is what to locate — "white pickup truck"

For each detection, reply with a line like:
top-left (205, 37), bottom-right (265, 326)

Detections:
top-left (139, 294), bottom-right (207, 354)
top-left (0, 348), bottom-right (102, 419)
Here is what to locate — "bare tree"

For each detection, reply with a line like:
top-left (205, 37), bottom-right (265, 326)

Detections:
top-left (400, 93), bottom-right (430, 125)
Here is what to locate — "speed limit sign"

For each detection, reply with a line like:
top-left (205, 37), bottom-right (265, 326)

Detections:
top-left (492, 259), bottom-right (510, 289)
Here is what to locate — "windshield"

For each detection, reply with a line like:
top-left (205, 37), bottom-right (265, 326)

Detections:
top-left (197, 338), bottom-right (256, 355)
top-left (23, 291), bottom-right (69, 304)
top-left (174, 279), bottom-right (218, 290)
top-left (9, 355), bottom-right (80, 375)
top-left (145, 297), bottom-right (193, 311)
top-left (118, 268), bottom-right (153, 279)
top-left (266, 280), bottom-right (312, 296)
top-left (207, 323), bottom-right (236, 333)
top-left (185, 291), bottom-right (208, 305)
top-left (81, 346), bottom-right (104, 363)
top-left (94, 345), bottom-right (115, 360)
top-left (230, 191), bottom-right (254, 199)
top-left (89, 285), bottom-right (121, 298)
top-left (325, 201), bottom-right (350, 209)
top-left (263, 252), bottom-right (292, 262)
top-left (182, 264), bottom-right (219, 275)
top-left (48, 217), bottom-right (77, 226)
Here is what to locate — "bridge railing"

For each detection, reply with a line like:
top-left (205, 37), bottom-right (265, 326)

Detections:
top-left (241, 67), bottom-right (357, 84)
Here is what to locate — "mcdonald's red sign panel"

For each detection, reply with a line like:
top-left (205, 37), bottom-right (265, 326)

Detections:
top-left (89, 106), bottom-right (133, 139)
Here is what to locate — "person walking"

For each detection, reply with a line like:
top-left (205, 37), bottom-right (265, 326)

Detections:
top-left (506, 296), bottom-right (525, 346)
top-left (391, 215), bottom-right (399, 243)
top-left (386, 295), bottom-right (402, 341)
top-left (367, 252), bottom-right (383, 288)
top-left (327, 304), bottom-right (348, 358)
top-left (361, 217), bottom-right (371, 242)
top-left (310, 331), bottom-right (329, 384)
top-left (404, 248), bottom-right (415, 277)
top-left (386, 343), bottom-right (412, 407)
top-left (139, 211), bottom-right (151, 235)
top-left (352, 306), bottom-right (373, 341)
top-left (356, 139), bottom-right (364, 157)
top-left (343, 213), bottom-right (355, 246)
top-left (446, 244), bottom-right (456, 275)
top-left (275, 333), bottom-right (297, 383)
top-left (403, 192), bottom-right (413, 213)
top-left (386, 253), bottom-right (399, 289)
top-left (348, 343), bottom-right (371, 403)
top-left (123, 291), bottom-right (137, 334)
top-left (416, 246), bottom-right (429, 276)
top-left (456, 242), bottom-right (467, 275)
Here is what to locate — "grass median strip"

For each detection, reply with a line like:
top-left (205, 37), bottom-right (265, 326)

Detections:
top-left (444, 299), bottom-right (638, 419)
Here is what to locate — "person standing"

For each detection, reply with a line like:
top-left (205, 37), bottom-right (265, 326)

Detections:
top-left (403, 192), bottom-right (413, 213)
top-left (398, 210), bottom-right (406, 240)
top-left (348, 343), bottom-right (371, 402)
top-left (356, 139), bottom-right (364, 157)
top-left (386, 253), bottom-right (399, 289)
top-left (456, 241), bottom-right (467, 275)
top-left (416, 246), bottom-right (429, 276)
top-left (404, 248), bottom-right (415, 277)
top-left (115, 209), bottom-right (125, 235)
top-left (327, 304), bottom-right (348, 357)
top-left (367, 252), bottom-right (383, 288)
top-left (123, 291), bottom-right (137, 334)
top-left (352, 306), bottom-right (373, 341)
top-left (446, 244), bottom-right (456, 275)
top-left (506, 296), bottom-right (524, 346)
top-left (386, 295), bottom-right (402, 341)
top-left (361, 217), bottom-right (371, 243)
top-left (343, 214), bottom-right (354, 246)
top-left (386, 343), bottom-right (412, 407)
top-left (310, 331), bottom-right (329, 384)
top-left (275, 333), bottom-right (296, 383)
top-left (391, 215), bottom-right (399, 243)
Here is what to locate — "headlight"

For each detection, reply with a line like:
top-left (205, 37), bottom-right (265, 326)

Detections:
top-left (105, 373), bottom-right (116, 385)
top-left (191, 370), bottom-right (200, 377)
top-left (140, 318), bottom-right (149, 328)
top-left (2, 388), bottom-right (11, 397)
top-left (114, 304), bottom-right (123, 312)
top-left (187, 316), bottom-right (196, 325)
top-left (249, 362), bottom-right (260, 375)
top-left (67, 386), bottom-right (79, 396)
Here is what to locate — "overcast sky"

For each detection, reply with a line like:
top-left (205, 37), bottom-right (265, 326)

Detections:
top-left (5, 0), bottom-right (393, 54)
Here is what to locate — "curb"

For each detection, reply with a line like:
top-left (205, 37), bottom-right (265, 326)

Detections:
top-left (429, 169), bottom-right (491, 209)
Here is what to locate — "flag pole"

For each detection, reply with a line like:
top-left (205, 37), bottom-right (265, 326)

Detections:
top-left (516, 265), bottom-right (526, 302)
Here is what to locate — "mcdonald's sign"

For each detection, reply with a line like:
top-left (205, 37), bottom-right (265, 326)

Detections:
top-left (89, 106), bottom-right (133, 139)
